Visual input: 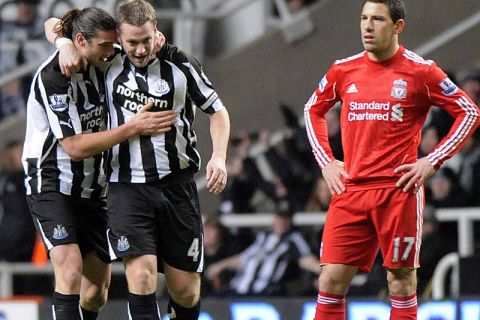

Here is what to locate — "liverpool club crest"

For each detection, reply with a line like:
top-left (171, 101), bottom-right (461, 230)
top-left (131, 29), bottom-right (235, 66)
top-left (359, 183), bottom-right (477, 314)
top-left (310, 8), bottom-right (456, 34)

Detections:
top-left (391, 79), bottom-right (407, 99)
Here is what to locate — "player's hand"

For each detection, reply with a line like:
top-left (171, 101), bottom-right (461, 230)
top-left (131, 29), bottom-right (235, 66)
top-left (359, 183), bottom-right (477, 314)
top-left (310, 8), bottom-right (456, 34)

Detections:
top-left (205, 263), bottom-right (222, 280)
top-left (150, 31), bottom-right (166, 59)
top-left (133, 100), bottom-right (176, 135)
top-left (206, 154), bottom-right (227, 195)
top-left (321, 160), bottom-right (349, 195)
top-left (58, 42), bottom-right (87, 76)
top-left (394, 157), bottom-right (435, 193)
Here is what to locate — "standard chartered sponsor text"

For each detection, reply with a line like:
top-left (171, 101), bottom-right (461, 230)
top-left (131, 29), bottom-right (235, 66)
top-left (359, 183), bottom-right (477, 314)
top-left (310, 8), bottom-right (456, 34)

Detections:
top-left (117, 84), bottom-right (168, 111)
top-left (349, 101), bottom-right (390, 111)
top-left (348, 101), bottom-right (394, 122)
top-left (348, 111), bottom-right (390, 121)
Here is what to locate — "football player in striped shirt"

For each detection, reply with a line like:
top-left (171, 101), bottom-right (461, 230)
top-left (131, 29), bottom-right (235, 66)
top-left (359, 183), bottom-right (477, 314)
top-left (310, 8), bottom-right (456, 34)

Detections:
top-left (24, 8), bottom-right (176, 320)
top-left (304, 0), bottom-right (480, 319)
top-left (51, 1), bottom-right (230, 319)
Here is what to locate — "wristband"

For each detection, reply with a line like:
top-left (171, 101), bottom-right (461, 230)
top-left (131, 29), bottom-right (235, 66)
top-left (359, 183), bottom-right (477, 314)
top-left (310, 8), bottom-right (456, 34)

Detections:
top-left (54, 37), bottom-right (73, 49)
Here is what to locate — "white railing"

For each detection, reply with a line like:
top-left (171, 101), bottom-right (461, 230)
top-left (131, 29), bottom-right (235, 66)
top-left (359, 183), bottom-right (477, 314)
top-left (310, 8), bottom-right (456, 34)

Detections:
top-left (1, 207), bottom-right (477, 298)
top-left (430, 208), bottom-right (480, 299)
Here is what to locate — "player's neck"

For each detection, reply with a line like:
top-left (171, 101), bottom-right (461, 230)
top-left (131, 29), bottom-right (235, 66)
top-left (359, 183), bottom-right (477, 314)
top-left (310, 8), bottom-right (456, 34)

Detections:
top-left (367, 43), bottom-right (400, 62)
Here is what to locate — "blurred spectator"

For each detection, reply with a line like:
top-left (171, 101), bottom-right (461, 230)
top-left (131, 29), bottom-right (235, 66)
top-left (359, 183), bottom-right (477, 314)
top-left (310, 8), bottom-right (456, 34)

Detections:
top-left (460, 68), bottom-right (480, 104)
top-left (0, 141), bottom-right (38, 294)
top-left (0, 0), bottom-right (51, 119)
top-left (148, 0), bottom-right (179, 43)
top-left (417, 205), bottom-right (456, 297)
top-left (277, 104), bottom-right (318, 211)
top-left (0, 140), bottom-right (36, 262)
top-left (274, 0), bottom-right (318, 15)
top-left (287, 0), bottom-right (305, 13)
top-left (426, 167), bottom-right (468, 208)
top-left (347, 253), bottom-right (387, 298)
top-left (418, 125), bottom-right (439, 158)
top-left (206, 209), bottom-right (320, 296)
top-left (457, 132), bottom-right (480, 206)
top-left (220, 131), bottom-right (284, 213)
top-left (202, 216), bottom-right (245, 296)
top-left (305, 176), bottom-right (331, 212)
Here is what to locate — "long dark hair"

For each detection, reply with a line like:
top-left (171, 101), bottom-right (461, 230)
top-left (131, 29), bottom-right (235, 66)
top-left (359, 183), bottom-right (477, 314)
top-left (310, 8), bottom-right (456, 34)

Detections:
top-left (53, 7), bottom-right (116, 41)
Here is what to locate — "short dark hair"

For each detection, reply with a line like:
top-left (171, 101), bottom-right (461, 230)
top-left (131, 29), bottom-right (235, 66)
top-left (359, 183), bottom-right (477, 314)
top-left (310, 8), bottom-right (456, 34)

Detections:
top-left (54, 7), bottom-right (116, 41)
top-left (363, 0), bottom-right (406, 23)
top-left (116, 0), bottom-right (157, 29)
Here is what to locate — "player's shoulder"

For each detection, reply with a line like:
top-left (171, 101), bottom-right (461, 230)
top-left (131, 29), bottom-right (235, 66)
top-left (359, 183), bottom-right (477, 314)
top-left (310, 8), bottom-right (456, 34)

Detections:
top-left (158, 43), bottom-right (189, 63)
top-left (400, 48), bottom-right (435, 68)
top-left (38, 52), bottom-right (69, 87)
top-left (157, 43), bottom-right (202, 70)
top-left (334, 51), bottom-right (365, 66)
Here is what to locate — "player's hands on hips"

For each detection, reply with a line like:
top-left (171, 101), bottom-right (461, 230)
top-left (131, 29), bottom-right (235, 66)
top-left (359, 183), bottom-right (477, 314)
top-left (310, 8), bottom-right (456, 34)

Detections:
top-left (58, 43), bottom-right (87, 76)
top-left (322, 160), bottom-right (349, 195)
top-left (133, 100), bottom-right (176, 135)
top-left (206, 154), bottom-right (227, 195)
top-left (394, 157), bottom-right (435, 193)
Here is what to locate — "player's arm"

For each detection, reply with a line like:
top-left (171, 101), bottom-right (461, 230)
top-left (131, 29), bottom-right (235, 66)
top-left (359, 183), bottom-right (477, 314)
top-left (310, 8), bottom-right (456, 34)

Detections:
top-left (395, 65), bottom-right (480, 193)
top-left (304, 66), bottom-right (347, 195)
top-left (60, 101), bottom-right (176, 161)
top-left (206, 108), bottom-right (230, 195)
top-left (44, 17), bottom-right (86, 76)
top-left (179, 52), bottom-right (231, 194)
top-left (299, 255), bottom-right (322, 274)
top-left (205, 253), bottom-right (242, 280)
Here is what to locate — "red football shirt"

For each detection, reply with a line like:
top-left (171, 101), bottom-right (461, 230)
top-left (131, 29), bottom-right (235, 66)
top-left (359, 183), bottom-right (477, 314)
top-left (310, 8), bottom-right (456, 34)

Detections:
top-left (305, 46), bottom-right (480, 190)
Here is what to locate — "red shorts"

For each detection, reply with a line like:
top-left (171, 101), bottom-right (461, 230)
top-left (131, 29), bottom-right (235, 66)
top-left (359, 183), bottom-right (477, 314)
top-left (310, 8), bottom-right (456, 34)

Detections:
top-left (320, 187), bottom-right (424, 272)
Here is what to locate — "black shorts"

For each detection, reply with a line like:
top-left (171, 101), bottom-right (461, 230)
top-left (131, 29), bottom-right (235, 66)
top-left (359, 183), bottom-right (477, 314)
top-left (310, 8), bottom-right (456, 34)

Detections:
top-left (107, 176), bottom-right (204, 273)
top-left (26, 192), bottom-right (110, 263)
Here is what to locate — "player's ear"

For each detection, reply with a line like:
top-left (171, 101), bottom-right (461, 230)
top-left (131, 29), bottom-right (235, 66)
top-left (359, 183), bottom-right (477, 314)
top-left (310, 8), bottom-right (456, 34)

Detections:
top-left (75, 33), bottom-right (87, 47)
top-left (394, 19), bottom-right (405, 34)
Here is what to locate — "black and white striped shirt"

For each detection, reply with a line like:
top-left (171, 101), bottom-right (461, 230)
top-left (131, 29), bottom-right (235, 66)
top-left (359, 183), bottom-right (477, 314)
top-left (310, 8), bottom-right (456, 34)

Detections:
top-left (22, 51), bottom-right (107, 199)
top-left (104, 44), bottom-right (225, 183)
top-left (231, 230), bottom-right (313, 295)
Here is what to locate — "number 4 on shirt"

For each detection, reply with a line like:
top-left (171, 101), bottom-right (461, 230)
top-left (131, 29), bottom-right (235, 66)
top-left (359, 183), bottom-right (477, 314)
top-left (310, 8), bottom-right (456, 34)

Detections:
top-left (188, 238), bottom-right (200, 262)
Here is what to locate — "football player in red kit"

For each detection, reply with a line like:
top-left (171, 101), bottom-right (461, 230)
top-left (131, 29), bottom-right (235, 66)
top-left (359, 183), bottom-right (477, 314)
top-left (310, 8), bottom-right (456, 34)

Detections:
top-left (304, 0), bottom-right (480, 319)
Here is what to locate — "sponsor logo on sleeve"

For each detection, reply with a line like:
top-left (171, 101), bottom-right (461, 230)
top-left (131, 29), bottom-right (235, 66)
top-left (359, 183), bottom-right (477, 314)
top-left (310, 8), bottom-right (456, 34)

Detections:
top-left (439, 77), bottom-right (458, 96)
top-left (391, 79), bottom-right (407, 99)
top-left (49, 94), bottom-right (69, 112)
top-left (318, 75), bottom-right (328, 93)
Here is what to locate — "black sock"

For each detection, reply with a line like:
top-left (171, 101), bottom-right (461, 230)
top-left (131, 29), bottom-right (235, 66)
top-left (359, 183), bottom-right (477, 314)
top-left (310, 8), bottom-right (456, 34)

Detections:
top-left (80, 307), bottom-right (98, 320)
top-left (167, 298), bottom-right (201, 320)
top-left (127, 292), bottom-right (160, 320)
top-left (52, 291), bottom-right (81, 320)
